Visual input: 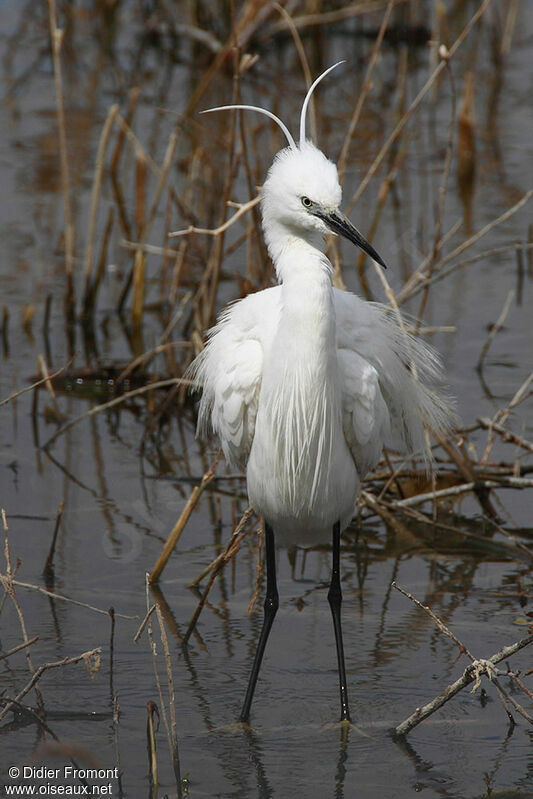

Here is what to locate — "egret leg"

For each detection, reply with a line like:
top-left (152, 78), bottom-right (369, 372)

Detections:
top-left (240, 522), bottom-right (278, 724)
top-left (328, 520), bottom-right (351, 722)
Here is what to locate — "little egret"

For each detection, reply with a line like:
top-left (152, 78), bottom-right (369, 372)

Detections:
top-left (191, 64), bottom-right (453, 724)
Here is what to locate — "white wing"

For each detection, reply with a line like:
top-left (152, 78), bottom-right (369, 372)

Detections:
top-left (189, 287), bottom-right (281, 469)
top-left (337, 348), bottom-right (390, 477)
top-left (192, 284), bottom-right (453, 476)
top-left (334, 288), bottom-right (454, 474)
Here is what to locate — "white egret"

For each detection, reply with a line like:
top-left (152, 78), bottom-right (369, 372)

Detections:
top-left (191, 64), bottom-right (453, 724)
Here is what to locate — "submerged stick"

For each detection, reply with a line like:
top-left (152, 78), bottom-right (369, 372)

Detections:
top-left (42, 499), bottom-right (65, 582)
top-left (392, 581), bottom-right (533, 736)
top-left (393, 633), bottom-right (533, 737)
top-left (0, 647), bottom-right (102, 722)
top-left (183, 508), bottom-right (255, 644)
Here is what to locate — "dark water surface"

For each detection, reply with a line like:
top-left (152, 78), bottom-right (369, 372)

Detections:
top-left (1, 2), bottom-right (532, 798)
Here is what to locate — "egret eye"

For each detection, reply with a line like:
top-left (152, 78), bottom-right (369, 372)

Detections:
top-left (301, 196), bottom-right (313, 208)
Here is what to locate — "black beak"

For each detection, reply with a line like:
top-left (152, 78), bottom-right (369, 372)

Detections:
top-left (316, 209), bottom-right (387, 269)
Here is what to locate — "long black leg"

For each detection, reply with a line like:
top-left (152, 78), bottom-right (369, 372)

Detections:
top-left (240, 521), bottom-right (278, 724)
top-left (328, 520), bottom-right (351, 722)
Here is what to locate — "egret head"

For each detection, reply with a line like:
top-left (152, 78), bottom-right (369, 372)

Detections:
top-left (202, 63), bottom-right (386, 268)
top-left (261, 139), bottom-right (341, 241)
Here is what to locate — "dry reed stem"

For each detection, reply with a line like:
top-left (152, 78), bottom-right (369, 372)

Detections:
top-left (121, 239), bottom-right (184, 258)
top-left (0, 635), bottom-right (39, 661)
top-left (37, 354), bottom-right (57, 400)
top-left (390, 494), bottom-right (533, 565)
top-left (11, 579), bottom-right (137, 619)
top-left (403, 242), bottom-right (533, 301)
top-left (273, 4), bottom-right (316, 140)
top-left (434, 431), bottom-right (499, 519)
top-left (392, 582), bottom-right (474, 660)
top-left (83, 104), bottom-right (120, 308)
top-left (42, 377), bottom-right (191, 449)
top-left (117, 342), bottom-right (190, 386)
top-left (37, 354), bottom-right (62, 423)
top-left (352, 44), bottom-right (409, 294)
top-left (477, 418), bottom-right (533, 453)
top-left (150, 456), bottom-right (220, 584)
top-left (146, 701), bottom-right (159, 793)
top-left (46, 0), bottom-right (75, 317)
top-left (131, 249), bottom-right (147, 329)
top-left (144, 576), bottom-right (178, 794)
top-left (42, 498), bottom-right (65, 579)
top-left (133, 603), bottom-right (156, 643)
top-left (117, 286), bottom-right (194, 383)
top-left (266, 0), bottom-right (398, 35)
top-left (201, 87), bottom-right (241, 327)
top-left (366, 496), bottom-right (532, 563)
top-left (1, 510), bottom-right (42, 711)
top-left (501, 0), bottom-right (520, 56)
top-left (399, 190), bottom-right (533, 304)
top-left (430, 187), bottom-right (532, 269)
top-left (146, 131), bottom-right (180, 235)
top-left (408, 219), bottom-right (464, 292)
top-left (91, 205), bottom-right (115, 307)
top-left (111, 692), bottom-right (123, 798)
top-left (131, 150), bottom-right (149, 327)
top-left (356, 137), bottom-right (408, 296)
top-left (135, 149), bottom-right (147, 239)
top-left (338, 0), bottom-right (395, 181)
top-left (183, 508), bottom-right (256, 643)
top-left (361, 491), bottom-right (416, 541)
top-left (111, 87), bottom-right (140, 173)
top-left (416, 55), bottom-right (457, 329)
top-left (383, 478), bottom-right (533, 508)
top-left (481, 372), bottom-right (533, 465)
top-left (0, 361), bottom-right (71, 407)
top-left (347, 0), bottom-right (492, 214)
top-left (112, 111), bottom-right (188, 236)
top-left (188, 507), bottom-right (255, 587)
top-left (155, 604), bottom-right (182, 792)
top-left (170, 0), bottom-right (278, 136)
top-left (169, 196), bottom-right (260, 239)
top-left (477, 289), bottom-right (515, 371)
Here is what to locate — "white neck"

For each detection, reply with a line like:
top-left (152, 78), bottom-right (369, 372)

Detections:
top-left (269, 236), bottom-right (336, 370)
top-left (264, 218), bottom-right (328, 277)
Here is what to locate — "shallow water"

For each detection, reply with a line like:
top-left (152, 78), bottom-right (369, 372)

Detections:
top-left (1, 2), bottom-right (533, 798)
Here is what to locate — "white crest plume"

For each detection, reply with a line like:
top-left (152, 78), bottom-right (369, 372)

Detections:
top-left (201, 61), bottom-right (346, 150)
top-left (299, 61), bottom-right (345, 145)
top-left (201, 105), bottom-right (297, 150)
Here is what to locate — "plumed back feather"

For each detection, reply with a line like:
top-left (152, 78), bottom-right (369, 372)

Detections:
top-left (334, 288), bottom-right (455, 463)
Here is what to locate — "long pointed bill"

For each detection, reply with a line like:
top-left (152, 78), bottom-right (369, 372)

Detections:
top-left (316, 209), bottom-right (387, 269)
